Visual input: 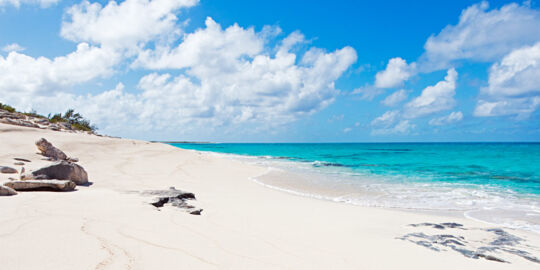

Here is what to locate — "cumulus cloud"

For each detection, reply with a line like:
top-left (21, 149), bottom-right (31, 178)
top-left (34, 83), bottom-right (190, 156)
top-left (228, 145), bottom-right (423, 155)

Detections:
top-left (482, 42), bottom-right (540, 97)
top-left (370, 110), bottom-right (399, 126)
top-left (474, 97), bottom-right (540, 118)
top-left (404, 68), bottom-right (458, 118)
top-left (421, 1), bottom-right (540, 70)
top-left (0, 0), bottom-right (59, 8)
top-left (0, 43), bottom-right (120, 110)
top-left (474, 42), bottom-right (540, 118)
top-left (133, 17), bottom-right (265, 69)
top-left (61, 0), bottom-right (198, 50)
top-left (375, 57), bottom-right (416, 88)
top-left (429, 111), bottom-right (463, 126)
top-left (371, 120), bottom-right (414, 135)
top-left (2, 43), bottom-right (25, 53)
top-left (125, 24), bottom-right (357, 128)
top-left (351, 85), bottom-right (384, 100)
top-left (381, 89), bottom-right (408, 106)
top-left (1, 1), bottom-right (357, 137)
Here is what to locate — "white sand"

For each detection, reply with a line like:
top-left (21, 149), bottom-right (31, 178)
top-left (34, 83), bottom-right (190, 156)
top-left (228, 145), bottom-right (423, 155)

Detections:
top-left (1, 123), bottom-right (539, 269)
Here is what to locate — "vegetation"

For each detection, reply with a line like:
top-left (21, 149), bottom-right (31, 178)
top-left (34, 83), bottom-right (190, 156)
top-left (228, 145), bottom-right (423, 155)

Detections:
top-left (0, 102), bottom-right (97, 132)
top-left (22, 110), bottom-right (46, 119)
top-left (48, 109), bottom-right (97, 132)
top-left (0, 103), bottom-right (16, 113)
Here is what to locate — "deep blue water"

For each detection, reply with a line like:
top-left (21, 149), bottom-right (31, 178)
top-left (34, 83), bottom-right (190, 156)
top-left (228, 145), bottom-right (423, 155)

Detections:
top-left (170, 143), bottom-right (540, 195)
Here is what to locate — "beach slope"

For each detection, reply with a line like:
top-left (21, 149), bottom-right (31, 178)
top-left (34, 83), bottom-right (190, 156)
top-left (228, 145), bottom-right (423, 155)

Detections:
top-left (1, 123), bottom-right (538, 269)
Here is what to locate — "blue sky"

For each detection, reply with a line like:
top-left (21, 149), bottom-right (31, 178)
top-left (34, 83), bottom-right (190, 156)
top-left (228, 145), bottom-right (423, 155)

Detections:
top-left (1, 0), bottom-right (539, 142)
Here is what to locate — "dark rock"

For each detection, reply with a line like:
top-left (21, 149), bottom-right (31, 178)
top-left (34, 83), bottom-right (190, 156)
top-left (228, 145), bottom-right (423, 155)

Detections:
top-left (441, 222), bottom-right (463, 228)
top-left (409, 222), bottom-right (464, 230)
top-left (151, 197), bottom-right (169, 208)
top-left (32, 161), bottom-right (88, 185)
top-left (0, 166), bottom-right (18, 174)
top-left (14, 158), bottom-right (31, 162)
top-left (474, 253), bottom-right (507, 263)
top-left (400, 224), bottom-right (539, 264)
top-left (146, 187), bottom-right (201, 215)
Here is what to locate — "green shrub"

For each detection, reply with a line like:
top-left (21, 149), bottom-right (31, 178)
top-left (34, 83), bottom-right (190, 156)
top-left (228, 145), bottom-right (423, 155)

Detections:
top-left (0, 103), bottom-right (16, 113)
top-left (49, 109), bottom-right (97, 132)
top-left (0, 103), bottom-right (97, 132)
top-left (23, 110), bottom-right (46, 119)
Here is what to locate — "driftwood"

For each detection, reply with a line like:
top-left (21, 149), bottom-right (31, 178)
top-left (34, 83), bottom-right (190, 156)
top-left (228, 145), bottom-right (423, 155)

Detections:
top-left (4, 180), bottom-right (76, 192)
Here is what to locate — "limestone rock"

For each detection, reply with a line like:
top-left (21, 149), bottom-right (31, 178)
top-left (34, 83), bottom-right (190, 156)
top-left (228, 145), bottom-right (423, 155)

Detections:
top-left (48, 124), bottom-right (60, 131)
top-left (35, 138), bottom-right (68, 160)
top-left (0, 185), bottom-right (17, 196)
top-left (32, 161), bottom-right (88, 185)
top-left (5, 180), bottom-right (76, 192)
top-left (144, 187), bottom-right (201, 214)
top-left (0, 166), bottom-right (18, 174)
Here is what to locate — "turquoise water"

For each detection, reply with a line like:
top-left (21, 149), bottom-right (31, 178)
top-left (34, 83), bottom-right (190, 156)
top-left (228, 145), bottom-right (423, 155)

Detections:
top-left (170, 143), bottom-right (540, 231)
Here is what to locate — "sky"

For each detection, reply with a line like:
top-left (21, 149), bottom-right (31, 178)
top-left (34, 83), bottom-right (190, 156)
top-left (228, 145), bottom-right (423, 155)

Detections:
top-left (1, 0), bottom-right (539, 142)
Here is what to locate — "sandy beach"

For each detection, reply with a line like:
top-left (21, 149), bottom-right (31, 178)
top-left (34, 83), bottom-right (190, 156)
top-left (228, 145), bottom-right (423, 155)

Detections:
top-left (1, 123), bottom-right (539, 269)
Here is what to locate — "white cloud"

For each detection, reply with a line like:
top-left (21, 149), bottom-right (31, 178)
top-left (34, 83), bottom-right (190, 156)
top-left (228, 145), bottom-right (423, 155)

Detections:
top-left (0, 0), bottom-right (59, 8)
top-left (429, 111), bottom-right (463, 126)
top-left (2, 43), bottom-right (25, 53)
top-left (61, 0), bottom-right (198, 50)
top-left (482, 42), bottom-right (540, 97)
top-left (351, 85), bottom-right (384, 100)
top-left (0, 43), bottom-right (120, 110)
top-left (474, 42), bottom-right (540, 118)
top-left (381, 89), bottom-right (408, 106)
top-left (371, 120), bottom-right (414, 135)
top-left (133, 17), bottom-right (264, 69)
top-left (421, 1), bottom-right (540, 70)
top-left (1, 9), bottom-right (357, 137)
top-left (371, 110), bottom-right (399, 126)
top-left (474, 98), bottom-right (540, 118)
top-left (343, 127), bottom-right (352, 133)
top-left (374, 57), bottom-right (416, 88)
top-left (404, 68), bottom-right (458, 118)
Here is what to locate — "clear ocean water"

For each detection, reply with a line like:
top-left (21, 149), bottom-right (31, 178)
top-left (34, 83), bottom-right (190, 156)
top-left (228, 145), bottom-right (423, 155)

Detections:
top-left (169, 143), bottom-right (540, 232)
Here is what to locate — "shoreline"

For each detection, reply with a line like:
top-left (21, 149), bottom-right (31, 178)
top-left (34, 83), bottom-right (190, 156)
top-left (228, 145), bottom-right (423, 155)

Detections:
top-left (1, 123), bottom-right (539, 269)
top-left (177, 147), bottom-right (540, 234)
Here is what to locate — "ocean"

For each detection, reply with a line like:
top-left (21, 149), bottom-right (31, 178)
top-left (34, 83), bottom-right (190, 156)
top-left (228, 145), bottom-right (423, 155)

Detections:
top-left (169, 143), bottom-right (540, 233)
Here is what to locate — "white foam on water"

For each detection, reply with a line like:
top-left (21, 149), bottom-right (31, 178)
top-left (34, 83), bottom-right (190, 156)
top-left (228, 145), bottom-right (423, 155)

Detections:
top-left (186, 148), bottom-right (540, 234)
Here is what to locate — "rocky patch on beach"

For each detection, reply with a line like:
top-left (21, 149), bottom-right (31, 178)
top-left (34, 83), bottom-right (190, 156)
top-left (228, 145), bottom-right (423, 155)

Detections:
top-left (0, 109), bottom-right (96, 135)
top-left (1, 138), bottom-right (89, 195)
top-left (142, 187), bottom-right (203, 215)
top-left (399, 222), bottom-right (540, 264)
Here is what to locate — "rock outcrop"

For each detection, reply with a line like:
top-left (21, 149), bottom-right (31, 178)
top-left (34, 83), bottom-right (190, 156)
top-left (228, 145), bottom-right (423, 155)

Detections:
top-left (0, 109), bottom-right (97, 134)
top-left (4, 180), bottom-right (76, 192)
top-left (35, 138), bottom-right (68, 161)
top-left (0, 166), bottom-right (18, 174)
top-left (143, 187), bottom-right (202, 215)
top-left (30, 161), bottom-right (88, 185)
top-left (0, 185), bottom-right (17, 196)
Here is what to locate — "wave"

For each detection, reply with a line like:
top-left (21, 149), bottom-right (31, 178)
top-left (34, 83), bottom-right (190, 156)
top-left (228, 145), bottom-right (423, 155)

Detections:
top-left (173, 145), bottom-right (540, 234)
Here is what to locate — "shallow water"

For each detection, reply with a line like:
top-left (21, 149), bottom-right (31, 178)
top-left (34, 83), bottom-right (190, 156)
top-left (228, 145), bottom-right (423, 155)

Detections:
top-left (170, 143), bottom-right (540, 233)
